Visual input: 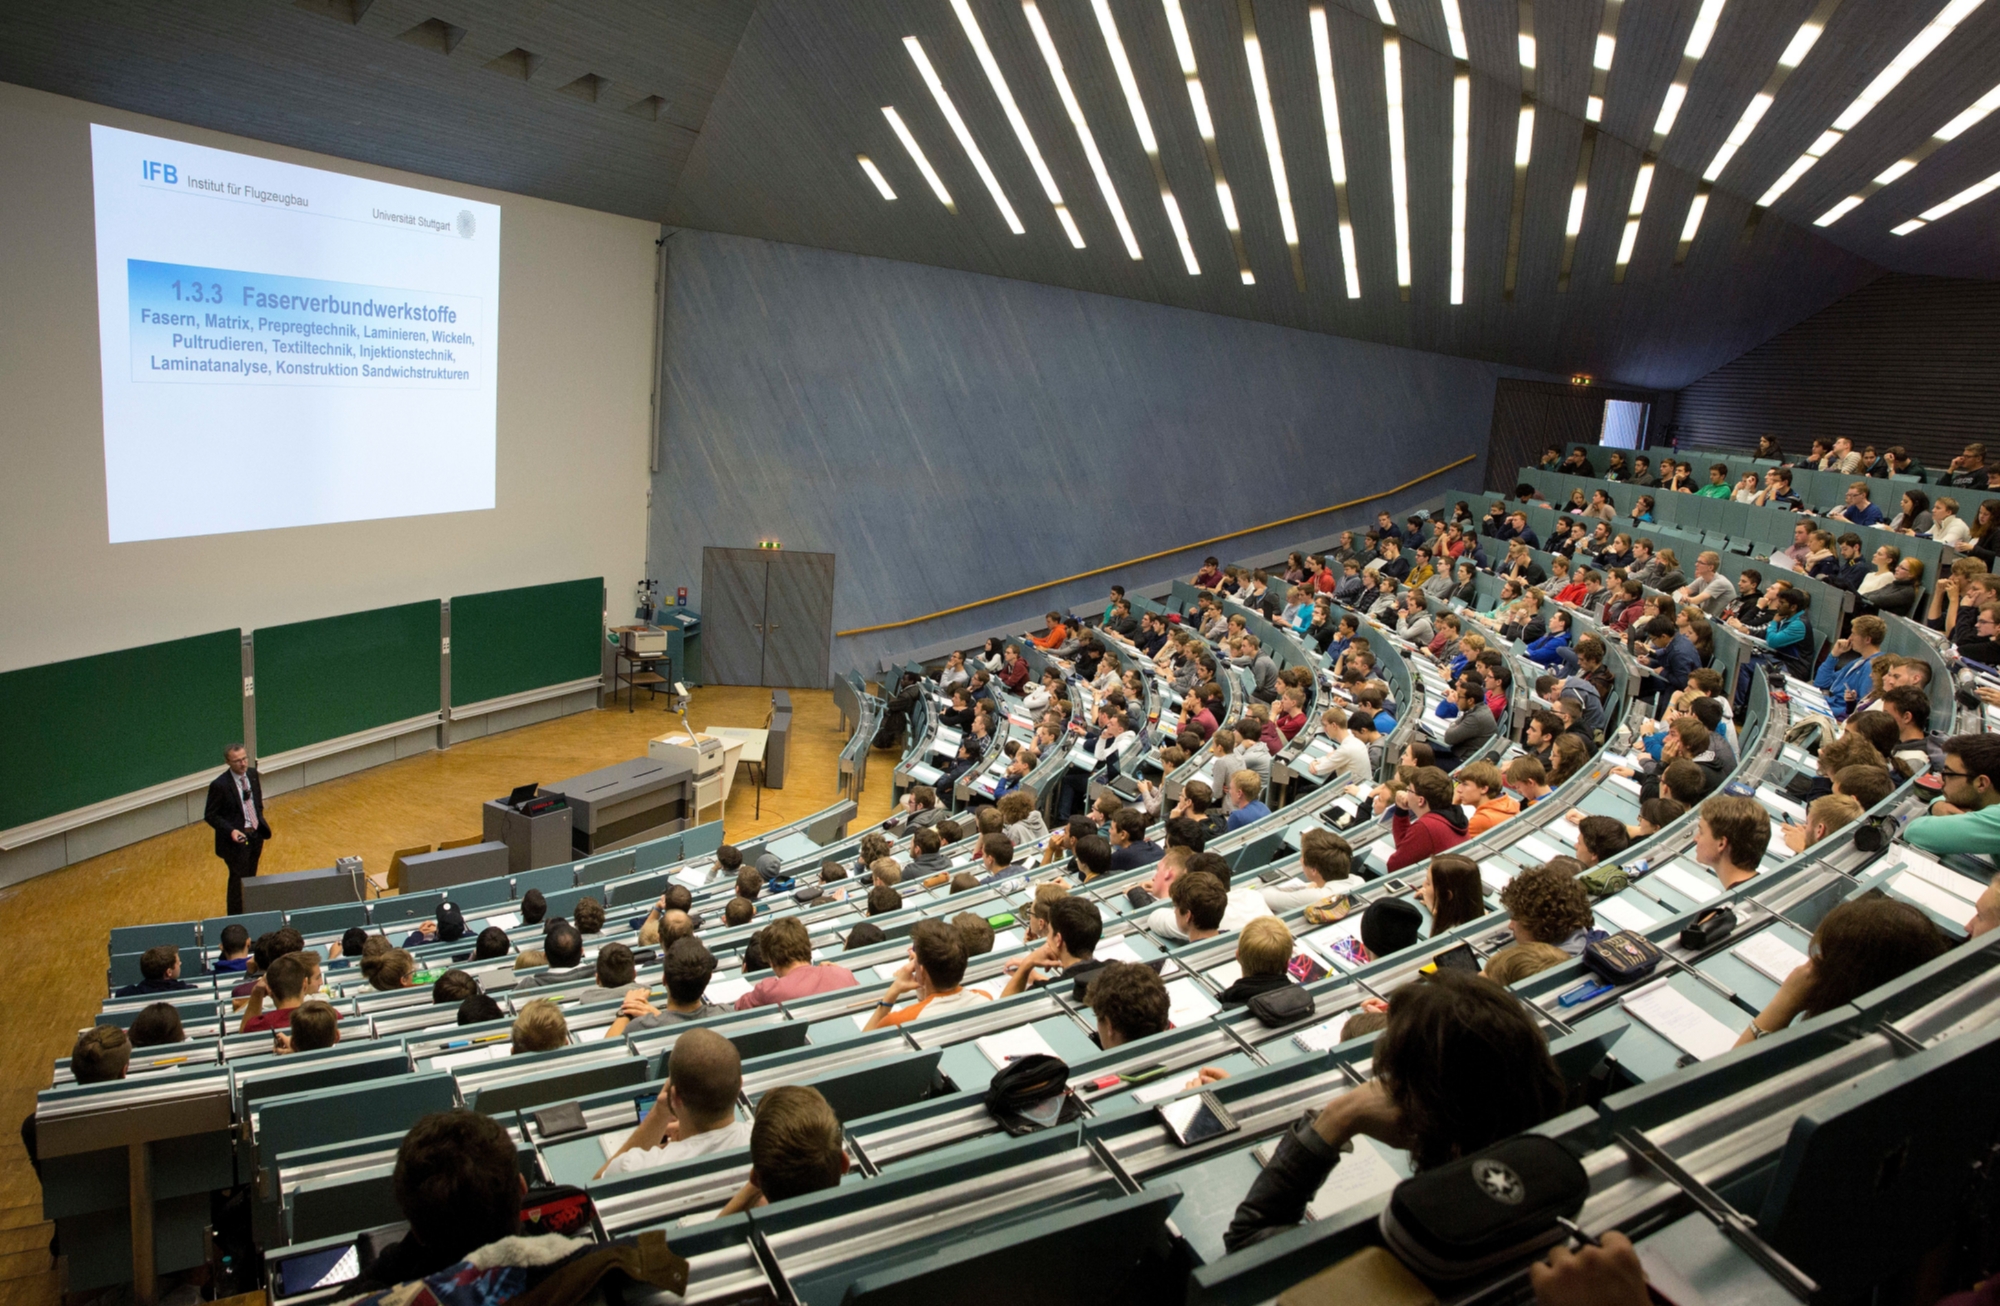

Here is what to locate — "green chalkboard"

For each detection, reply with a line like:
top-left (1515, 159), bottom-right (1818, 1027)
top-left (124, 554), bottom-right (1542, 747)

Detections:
top-left (449, 579), bottom-right (604, 708)
top-left (253, 601), bottom-right (441, 756)
top-left (0, 630), bottom-right (242, 831)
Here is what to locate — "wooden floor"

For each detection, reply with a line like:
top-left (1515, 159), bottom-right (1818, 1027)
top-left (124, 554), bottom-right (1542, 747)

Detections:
top-left (0, 685), bottom-right (894, 1303)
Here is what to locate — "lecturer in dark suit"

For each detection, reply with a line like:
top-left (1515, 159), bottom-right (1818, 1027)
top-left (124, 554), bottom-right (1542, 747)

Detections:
top-left (206, 744), bottom-right (273, 915)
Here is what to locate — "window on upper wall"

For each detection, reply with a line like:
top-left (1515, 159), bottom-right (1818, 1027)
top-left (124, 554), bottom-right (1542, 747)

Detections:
top-left (1600, 399), bottom-right (1650, 449)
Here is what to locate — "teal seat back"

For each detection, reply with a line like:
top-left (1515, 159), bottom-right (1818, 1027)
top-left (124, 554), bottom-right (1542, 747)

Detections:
top-left (681, 820), bottom-right (726, 860)
top-left (633, 832), bottom-right (684, 870)
top-left (257, 1072), bottom-right (458, 1166)
top-left (287, 902), bottom-right (370, 934)
top-left (514, 863), bottom-right (577, 896)
top-left (109, 921), bottom-right (198, 954)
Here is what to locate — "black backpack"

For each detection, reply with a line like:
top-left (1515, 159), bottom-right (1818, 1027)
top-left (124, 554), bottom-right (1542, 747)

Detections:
top-left (985, 1054), bottom-right (1083, 1136)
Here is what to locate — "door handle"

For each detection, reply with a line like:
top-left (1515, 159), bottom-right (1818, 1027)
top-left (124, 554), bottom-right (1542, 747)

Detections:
top-left (752, 623), bottom-right (764, 634)
top-left (768, 623), bottom-right (781, 631)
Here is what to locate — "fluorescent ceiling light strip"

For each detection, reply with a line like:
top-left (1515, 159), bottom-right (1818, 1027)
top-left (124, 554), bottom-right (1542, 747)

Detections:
top-left (904, 36), bottom-right (1025, 233)
top-left (1450, 71), bottom-right (1469, 305)
top-left (1757, 0), bottom-right (1986, 209)
top-left (1616, 0), bottom-right (1727, 283)
top-left (883, 106), bottom-right (957, 211)
top-left (1089, 0), bottom-right (1199, 273)
top-left (856, 154), bottom-right (897, 200)
top-left (1242, 3), bottom-right (1302, 289)
top-left (1584, 0), bottom-right (1623, 124)
top-left (1384, 33), bottom-right (1411, 293)
top-left (1163, 0), bottom-right (1256, 284)
top-left (950, 0), bottom-right (1077, 246)
top-left (1813, 78), bottom-right (2000, 227)
top-left (1024, 0), bottom-right (1142, 259)
top-left (1676, 0), bottom-right (1841, 263)
top-left (1440, 0), bottom-right (1467, 59)
top-left (1557, 130), bottom-right (1595, 291)
top-left (1375, 0), bottom-right (1397, 24)
top-left (1503, 0), bottom-right (1535, 300)
top-left (1684, 0), bottom-right (1727, 58)
top-left (1913, 166), bottom-right (2000, 222)
top-left (1309, 7), bottom-right (1360, 298)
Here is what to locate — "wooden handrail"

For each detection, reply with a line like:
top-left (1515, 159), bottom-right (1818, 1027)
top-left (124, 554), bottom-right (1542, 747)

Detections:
top-left (835, 454), bottom-right (1477, 637)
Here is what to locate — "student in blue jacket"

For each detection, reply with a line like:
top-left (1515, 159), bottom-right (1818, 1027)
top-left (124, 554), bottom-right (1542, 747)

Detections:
top-left (1812, 615), bottom-right (1884, 718)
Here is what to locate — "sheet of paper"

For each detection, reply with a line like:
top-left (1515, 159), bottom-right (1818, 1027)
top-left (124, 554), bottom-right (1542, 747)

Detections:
top-left (1306, 1136), bottom-right (1407, 1219)
top-left (1893, 873), bottom-right (1980, 923)
top-left (1547, 816), bottom-right (1582, 846)
top-left (850, 1011), bottom-right (877, 1031)
top-left (481, 912), bottom-right (521, 932)
top-left (1165, 977), bottom-right (1220, 1026)
top-left (872, 965), bottom-right (906, 985)
top-left (704, 977), bottom-right (753, 1005)
top-left (433, 1043), bottom-right (511, 1071)
top-left (1756, 787), bottom-right (1808, 824)
top-left (1651, 865), bottom-right (1721, 905)
top-left (1096, 937), bottom-right (1146, 965)
top-left (1512, 833), bottom-right (1562, 865)
top-left (1206, 960), bottom-right (1244, 989)
top-left (1292, 1011), bottom-right (1357, 1054)
top-left (1621, 983), bottom-right (1740, 1061)
top-left (1732, 932), bottom-right (1810, 984)
top-left (908, 763), bottom-right (944, 785)
top-left (964, 977), bottom-right (1007, 1000)
top-left (1594, 895), bottom-right (1659, 933)
top-left (975, 1024), bottom-right (1057, 1070)
top-left (1896, 855), bottom-right (1985, 905)
top-left (1480, 861), bottom-right (1516, 893)
top-left (991, 929), bottom-right (1025, 952)
top-left (598, 1128), bottom-right (636, 1161)
top-left (1606, 773), bottom-right (1642, 797)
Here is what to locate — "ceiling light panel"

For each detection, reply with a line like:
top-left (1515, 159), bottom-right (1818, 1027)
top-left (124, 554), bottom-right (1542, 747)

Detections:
top-left (1614, 0), bottom-right (1729, 283)
top-left (1088, 0), bottom-right (1200, 273)
top-left (1162, 0), bottom-right (1256, 283)
top-left (904, 35), bottom-right (1025, 233)
top-left (1450, 70), bottom-right (1470, 305)
top-left (950, 0), bottom-right (1080, 246)
top-left (1241, 0), bottom-right (1304, 290)
top-left (1674, 0), bottom-right (1841, 265)
top-left (1755, 0), bottom-right (1986, 211)
top-left (1814, 79), bottom-right (2000, 227)
top-left (883, 105), bottom-right (957, 211)
top-left (1309, 7), bottom-right (1362, 298)
top-left (1893, 165), bottom-right (2000, 234)
top-left (857, 154), bottom-right (897, 200)
top-left (1023, 0), bottom-right (1142, 259)
top-left (1503, 0), bottom-right (1535, 300)
top-left (1384, 29), bottom-right (1412, 298)
top-left (1561, 0), bottom-right (1625, 290)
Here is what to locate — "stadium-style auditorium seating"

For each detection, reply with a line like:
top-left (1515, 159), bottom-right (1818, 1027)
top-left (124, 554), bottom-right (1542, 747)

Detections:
top-left (36, 483), bottom-right (2000, 1305)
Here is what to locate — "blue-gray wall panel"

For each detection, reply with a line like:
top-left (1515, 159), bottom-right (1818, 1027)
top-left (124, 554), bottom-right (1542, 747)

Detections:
top-left (650, 231), bottom-right (1557, 676)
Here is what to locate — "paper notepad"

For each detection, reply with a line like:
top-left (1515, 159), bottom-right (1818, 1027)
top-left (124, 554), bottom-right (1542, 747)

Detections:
top-left (1756, 787), bottom-right (1808, 825)
top-left (975, 1024), bottom-right (1057, 1070)
top-left (1733, 932), bottom-right (1810, 985)
top-left (1303, 1136), bottom-right (1406, 1218)
top-left (433, 1043), bottom-right (511, 1071)
top-left (1165, 978), bottom-right (1220, 1026)
top-left (705, 977), bottom-right (753, 1005)
top-left (1480, 861), bottom-right (1516, 893)
top-left (1513, 833), bottom-right (1563, 865)
top-left (1594, 895), bottom-right (1659, 934)
top-left (598, 1128), bottom-right (637, 1161)
top-left (1207, 960), bottom-right (1244, 989)
top-left (991, 930), bottom-right (1024, 952)
top-left (481, 912), bottom-right (522, 932)
top-left (1893, 873), bottom-right (1979, 922)
top-left (1606, 773), bottom-right (1643, 797)
top-left (1096, 937), bottom-right (1146, 965)
top-left (1897, 856), bottom-right (1985, 906)
top-left (1131, 1078), bottom-right (1187, 1105)
top-left (1621, 983), bottom-right (1740, 1061)
top-left (1292, 1011), bottom-right (1357, 1054)
top-left (1651, 865), bottom-right (1721, 905)
top-left (872, 965), bottom-right (906, 985)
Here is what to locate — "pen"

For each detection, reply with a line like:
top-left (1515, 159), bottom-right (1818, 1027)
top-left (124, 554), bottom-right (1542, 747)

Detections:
top-left (1556, 1216), bottom-right (1597, 1247)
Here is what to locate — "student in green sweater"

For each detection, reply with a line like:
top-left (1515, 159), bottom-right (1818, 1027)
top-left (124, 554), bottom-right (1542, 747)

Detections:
top-left (1696, 463), bottom-right (1734, 499)
top-left (1904, 735), bottom-right (2000, 856)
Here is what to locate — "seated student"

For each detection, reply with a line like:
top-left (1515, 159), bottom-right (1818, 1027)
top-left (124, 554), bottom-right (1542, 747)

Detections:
top-left (1003, 895), bottom-right (1106, 998)
top-left (717, 1085), bottom-right (849, 1217)
top-left (510, 997), bottom-right (569, 1054)
top-left (1736, 896), bottom-right (1948, 1046)
top-left (862, 919), bottom-right (990, 1029)
top-left (1573, 815), bottom-right (1633, 868)
top-left (1905, 734), bottom-right (2000, 854)
top-left (1262, 829), bottom-right (1362, 912)
top-left (869, 857), bottom-right (903, 891)
top-left (722, 896), bottom-right (756, 927)
top-left (348, 1109), bottom-right (536, 1293)
top-left (209, 924), bottom-right (251, 974)
top-left (513, 923), bottom-right (591, 990)
top-left (844, 922), bottom-right (887, 951)
top-left (574, 897), bottom-right (607, 936)
top-left (457, 994), bottom-right (505, 1026)
top-left (1503, 756), bottom-right (1555, 810)
top-left (1415, 854), bottom-right (1489, 935)
top-left (1484, 940), bottom-right (1570, 987)
top-left (431, 969), bottom-right (479, 1006)
top-left (472, 926), bottom-right (512, 961)
top-left (1223, 769), bottom-right (1272, 830)
top-left (996, 791), bottom-right (1049, 848)
top-left (1635, 797), bottom-right (1687, 839)
top-left (886, 783), bottom-right (946, 835)
top-left (402, 901), bottom-right (468, 949)
top-left (1386, 767), bottom-right (1468, 872)
top-left (611, 938), bottom-right (728, 1035)
top-left (1360, 898), bottom-right (1424, 960)
top-left (977, 833), bottom-right (1020, 886)
top-left (1455, 762), bottom-right (1520, 837)
top-left (1878, 685), bottom-right (1946, 775)
top-left (904, 825), bottom-right (953, 880)
top-left (592, 942), bottom-right (638, 991)
top-left (866, 883), bottom-right (904, 916)
top-left (117, 945), bottom-right (195, 999)
top-left (1219, 918), bottom-right (1298, 1005)
top-left (1071, 831), bottom-right (1114, 884)
top-left (1088, 960), bottom-right (1172, 1049)
top-left (1223, 971), bottom-right (1565, 1250)
top-left (1695, 794), bottom-right (1771, 890)
top-left (735, 868), bottom-right (766, 901)
top-left (1833, 762), bottom-right (1896, 813)
top-left (596, 1028), bottom-right (751, 1178)
top-left (1106, 808), bottom-right (1164, 871)
top-left (735, 918), bottom-right (858, 1009)
top-left (1150, 854), bottom-right (1275, 939)
top-left (1493, 863), bottom-right (1597, 966)
top-left (241, 951), bottom-right (320, 1032)
top-left (1781, 793), bottom-right (1863, 855)
top-left (954, 912), bottom-right (996, 957)
top-left (129, 1003), bottom-right (186, 1049)
top-left (279, 1000), bottom-right (342, 1054)
top-left (513, 887), bottom-right (549, 928)
top-left (328, 926), bottom-right (371, 970)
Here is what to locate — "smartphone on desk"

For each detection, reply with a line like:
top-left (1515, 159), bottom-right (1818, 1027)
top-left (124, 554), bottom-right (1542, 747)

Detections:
top-left (1429, 942), bottom-right (1478, 974)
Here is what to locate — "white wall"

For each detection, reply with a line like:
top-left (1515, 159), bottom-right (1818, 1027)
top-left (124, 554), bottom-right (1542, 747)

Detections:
top-left (0, 82), bottom-right (657, 674)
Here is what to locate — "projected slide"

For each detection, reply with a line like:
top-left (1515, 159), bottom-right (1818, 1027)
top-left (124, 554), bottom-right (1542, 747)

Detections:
top-left (91, 124), bottom-right (501, 543)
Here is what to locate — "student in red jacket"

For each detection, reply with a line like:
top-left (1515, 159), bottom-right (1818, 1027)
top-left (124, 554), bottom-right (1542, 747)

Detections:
top-left (1386, 767), bottom-right (1469, 872)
